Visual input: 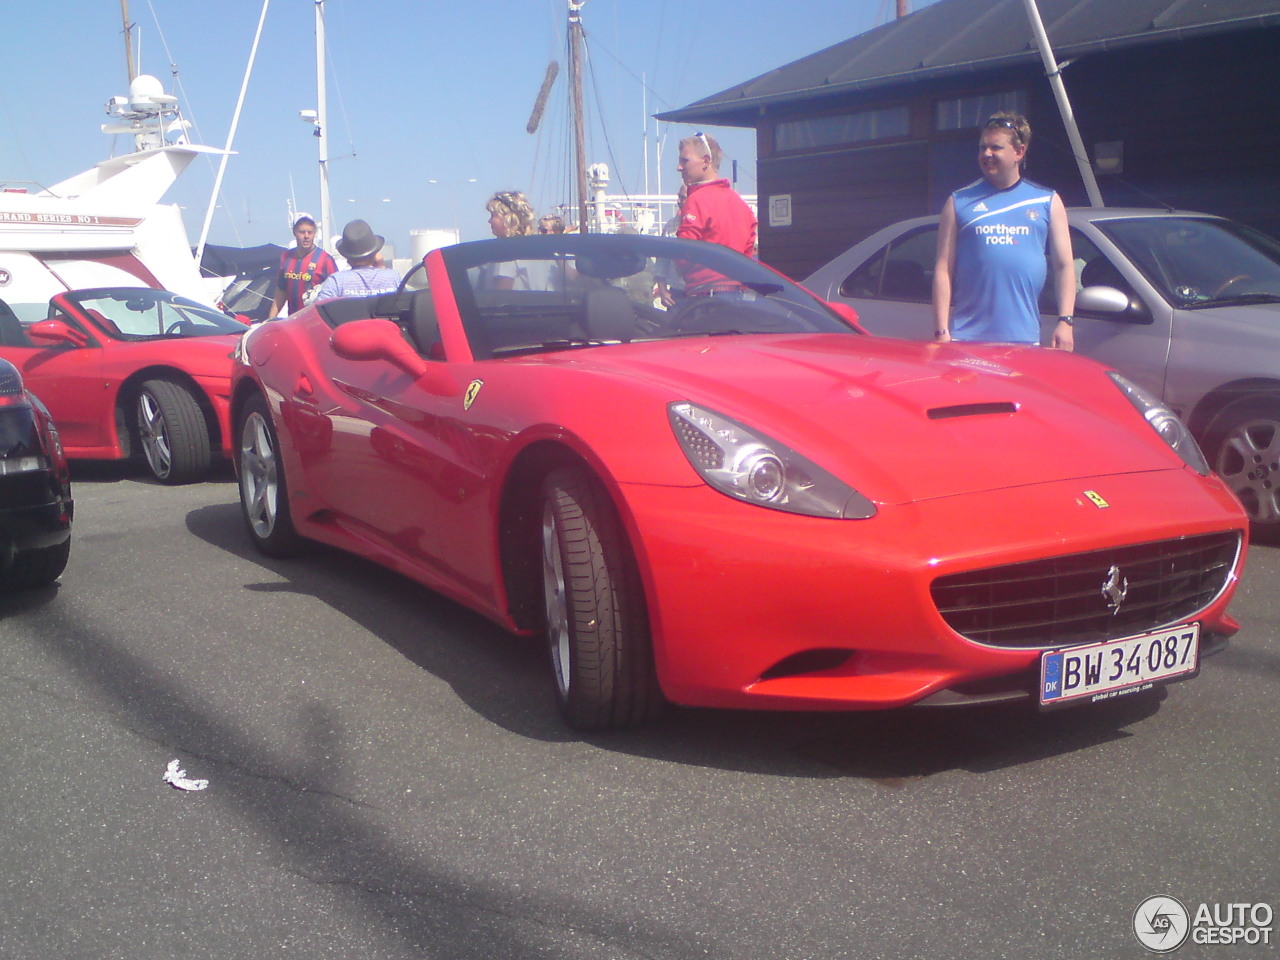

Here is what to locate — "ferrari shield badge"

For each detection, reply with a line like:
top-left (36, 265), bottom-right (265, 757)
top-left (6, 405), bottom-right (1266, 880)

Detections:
top-left (1083, 490), bottom-right (1110, 509)
top-left (464, 379), bottom-right (484, 411)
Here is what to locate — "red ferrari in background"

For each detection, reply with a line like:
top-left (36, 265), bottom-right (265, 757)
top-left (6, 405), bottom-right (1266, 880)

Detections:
top-left (231, 234), bottom-right (1248, 731)
top-left (0, 287), bottom-right (247, 483)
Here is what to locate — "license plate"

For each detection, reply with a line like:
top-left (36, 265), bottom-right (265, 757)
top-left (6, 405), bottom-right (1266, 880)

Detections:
top-left (1039, 623), bottom-right (1200, 709)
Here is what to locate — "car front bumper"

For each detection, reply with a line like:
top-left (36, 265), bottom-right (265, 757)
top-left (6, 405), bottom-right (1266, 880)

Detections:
top-left (619, 467), bottom-right (1246, 711)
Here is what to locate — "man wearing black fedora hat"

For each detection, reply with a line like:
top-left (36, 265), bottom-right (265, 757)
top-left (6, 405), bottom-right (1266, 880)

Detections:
top-left (312, 219), bottom-right (400, 302)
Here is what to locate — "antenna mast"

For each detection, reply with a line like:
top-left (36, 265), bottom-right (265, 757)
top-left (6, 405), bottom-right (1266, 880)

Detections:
top-left (315, 0), bottom-right (333, 248)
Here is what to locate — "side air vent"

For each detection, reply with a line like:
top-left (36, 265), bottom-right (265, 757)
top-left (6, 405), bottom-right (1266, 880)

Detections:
top-left (927, 402), bottom-right (1018, 420)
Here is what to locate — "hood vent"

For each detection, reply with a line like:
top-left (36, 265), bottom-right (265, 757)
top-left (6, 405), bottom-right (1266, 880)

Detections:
top-left (927, 401), bottom-right (1018, 420)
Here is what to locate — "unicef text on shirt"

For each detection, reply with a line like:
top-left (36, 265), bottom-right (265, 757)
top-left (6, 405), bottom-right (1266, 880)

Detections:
top-left (976, 223), bottom-right (1032, 245)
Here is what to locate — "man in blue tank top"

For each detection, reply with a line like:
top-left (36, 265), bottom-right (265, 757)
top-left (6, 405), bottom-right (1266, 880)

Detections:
top-left (932, 113), bottom-right (1075, 349)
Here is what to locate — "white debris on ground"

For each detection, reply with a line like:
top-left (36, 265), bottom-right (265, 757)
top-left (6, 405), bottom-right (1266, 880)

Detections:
top-left (162, 758), bottom-right (209, 791)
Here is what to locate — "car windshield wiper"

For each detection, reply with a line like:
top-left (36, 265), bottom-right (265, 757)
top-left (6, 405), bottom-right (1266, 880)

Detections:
top-left (1188, 293), bottom-right (1280, 308)
top-left (672, 329), bottom-right (783, 338)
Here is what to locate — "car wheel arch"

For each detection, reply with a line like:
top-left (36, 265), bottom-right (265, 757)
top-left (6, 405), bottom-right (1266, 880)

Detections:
top-left (497, 440), bottom-right (642, 634)
top-left (1187, 379), bottom-right (1280, 440)
top-left (117, 366), bottom-right (221, 453)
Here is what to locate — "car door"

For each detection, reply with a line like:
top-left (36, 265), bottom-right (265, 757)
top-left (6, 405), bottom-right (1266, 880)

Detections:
top-left (288, 310), bottom-right (449, 568)
top-left (0, 305), bottom-right (108, 450)
top-left (1045, 225), bottom-right (1173, 405)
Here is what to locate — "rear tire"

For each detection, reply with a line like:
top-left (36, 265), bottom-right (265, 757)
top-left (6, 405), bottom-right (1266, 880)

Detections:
top-left (0, 538), bottom-right (70, 592)
top-left (237, 393), bottom-right (302, 557)
top-left (541, 467), bottom-right (661, 730)
top-left (136, 379), bottom-right (211, 484)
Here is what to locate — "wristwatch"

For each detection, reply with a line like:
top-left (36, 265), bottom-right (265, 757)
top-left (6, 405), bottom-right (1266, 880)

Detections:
top-left (1057, 315), bottom-right (1074, 326)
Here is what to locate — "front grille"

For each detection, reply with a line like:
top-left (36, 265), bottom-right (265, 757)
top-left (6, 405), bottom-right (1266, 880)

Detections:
top-left (931, 532), bottom-right (1240, 648)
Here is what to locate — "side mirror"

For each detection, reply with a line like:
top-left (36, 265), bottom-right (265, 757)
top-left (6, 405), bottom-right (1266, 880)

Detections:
top-left (825, 300), bottom-right (866, 333)
top-left (331, 318), bottom-right (429, 378)
top-left (27, 319), bottom-right (90, 348)
top-left (1076, 285), bottom-right (1130, 315)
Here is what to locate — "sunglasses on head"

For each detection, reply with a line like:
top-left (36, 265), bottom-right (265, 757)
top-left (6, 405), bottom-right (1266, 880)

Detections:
top-left (695, 131), bottom-right (713, 159)
top-left (985, 116), bottom-right (1025, 138)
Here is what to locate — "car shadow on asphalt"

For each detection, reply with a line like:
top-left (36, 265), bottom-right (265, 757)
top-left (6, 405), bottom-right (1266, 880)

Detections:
top-left (184, 499), bottom-right (1172, 783)
top-left (7, 553), bottom-right (712, 960)
top-left (70, 458), bottom-right (238, 485)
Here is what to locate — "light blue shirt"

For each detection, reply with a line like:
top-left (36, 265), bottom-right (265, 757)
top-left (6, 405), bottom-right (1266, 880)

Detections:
top-left (950, 178), bottom-right (1054, 344)
top-left (314, 266), bottom-right (401, 302)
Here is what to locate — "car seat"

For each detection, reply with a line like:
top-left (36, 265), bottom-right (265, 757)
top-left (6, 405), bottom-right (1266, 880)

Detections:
top-left (406, 289), bottom-right (443, 359)
top-left (583, 286), bottom-right (637, 341)
top-left (0, 305), bottom-right (29, 347)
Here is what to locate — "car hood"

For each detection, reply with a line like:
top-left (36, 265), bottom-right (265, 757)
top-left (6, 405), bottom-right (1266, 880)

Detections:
top-left (552, 333), bottom-right (1179, 505)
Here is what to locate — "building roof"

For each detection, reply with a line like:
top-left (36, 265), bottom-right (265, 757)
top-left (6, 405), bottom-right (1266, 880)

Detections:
top-left (657, 0), bottom-right (1280, 126)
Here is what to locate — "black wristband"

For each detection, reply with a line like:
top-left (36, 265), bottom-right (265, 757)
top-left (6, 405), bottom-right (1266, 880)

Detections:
top-left (1057, 316), bottom-right (1074, 326)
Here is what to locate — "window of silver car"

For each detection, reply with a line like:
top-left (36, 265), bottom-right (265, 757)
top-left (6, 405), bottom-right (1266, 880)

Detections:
top-left (839, 226), bottom-right (936, 303)
top-left (1097, 218), bottom-right (1280, 306)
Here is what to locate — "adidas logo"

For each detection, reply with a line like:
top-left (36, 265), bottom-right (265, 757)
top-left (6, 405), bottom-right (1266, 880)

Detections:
top-left (973, 201), bottom-right (988, 212)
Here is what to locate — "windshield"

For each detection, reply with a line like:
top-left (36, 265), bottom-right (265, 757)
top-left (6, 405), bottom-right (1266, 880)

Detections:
top-left (61, 288), bottom-right (246, 340)
top-left (435, 235), bottom-right (856, 359)
top-left (1095, 217), bottom-right (1280, 307)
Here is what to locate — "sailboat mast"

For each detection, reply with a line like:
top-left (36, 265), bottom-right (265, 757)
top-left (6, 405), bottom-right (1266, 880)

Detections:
top-left (315, 0), bottom-right (333, 248)
top-left (568, 0), bottom-right (589, 232)
top-left (121, 0), bottom-right (137, 82)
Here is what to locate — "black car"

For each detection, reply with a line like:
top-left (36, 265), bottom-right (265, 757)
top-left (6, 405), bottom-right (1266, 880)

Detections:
top-left (0, 358), bottom-right (72, 591)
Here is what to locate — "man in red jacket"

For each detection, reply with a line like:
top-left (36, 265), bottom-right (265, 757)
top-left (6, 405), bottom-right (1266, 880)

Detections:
top-left (675, 132), bottom-right (757, 295)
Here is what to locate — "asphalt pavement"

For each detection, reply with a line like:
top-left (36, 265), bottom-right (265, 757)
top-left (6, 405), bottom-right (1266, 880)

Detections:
top-left (0, 465), bottom-right (1275, 960)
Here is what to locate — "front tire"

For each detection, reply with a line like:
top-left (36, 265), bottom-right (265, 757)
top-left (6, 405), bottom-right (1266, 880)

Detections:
top-left (237, 393), bottom-right (302, 557)
top-left (136, 379), bottom-right (211, 484)
top-left (541, 467), bottom-right (661, 730)
top-left (1206, 397), bottom-right (1280, 539)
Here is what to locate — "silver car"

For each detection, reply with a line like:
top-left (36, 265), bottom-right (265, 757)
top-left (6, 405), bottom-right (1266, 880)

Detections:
top-left (804, 208), bottom-right (1280, 535)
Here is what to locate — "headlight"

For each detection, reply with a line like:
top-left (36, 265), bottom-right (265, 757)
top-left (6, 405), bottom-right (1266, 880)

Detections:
top-left (668, 402), bottom-right (876, 518)
top-left (1109, 372), bottom-right (1209, 475)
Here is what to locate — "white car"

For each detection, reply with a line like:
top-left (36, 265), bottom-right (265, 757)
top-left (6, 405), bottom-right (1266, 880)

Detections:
top-left (804, 208), bottom-right (1280, 536)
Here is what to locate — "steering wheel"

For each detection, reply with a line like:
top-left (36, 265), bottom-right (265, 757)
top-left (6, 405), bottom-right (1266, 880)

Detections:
top-left (1213, 274), bottom-right (1252, 297)
top-left (666, 295), bottom-right (742, 333)
top-left (164, 319), bottom-right (192, 336)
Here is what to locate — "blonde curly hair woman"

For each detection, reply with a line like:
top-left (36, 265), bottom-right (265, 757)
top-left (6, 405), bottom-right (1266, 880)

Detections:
top-left (485, 190), bottom-right (536, 238)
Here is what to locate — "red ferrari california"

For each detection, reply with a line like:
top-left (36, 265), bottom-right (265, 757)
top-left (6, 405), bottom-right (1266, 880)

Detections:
top-left (0, 287), bottom-right (247, 483)
top-left (231, 234), bottom-right (1247, 730)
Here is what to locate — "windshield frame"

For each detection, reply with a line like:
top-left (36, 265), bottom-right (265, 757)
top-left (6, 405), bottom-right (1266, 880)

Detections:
top-left (428, 235), bottom-right (857, 360)
top-left (60, 287), bottom-right (246, 340)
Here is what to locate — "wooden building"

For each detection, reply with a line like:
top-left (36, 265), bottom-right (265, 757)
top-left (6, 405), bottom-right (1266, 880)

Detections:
top-left (658, 0), bottom-right (1280, 280)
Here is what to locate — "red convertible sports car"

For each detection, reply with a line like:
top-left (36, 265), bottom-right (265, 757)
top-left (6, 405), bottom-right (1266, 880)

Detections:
top-left (0, 287), bottom-right (247, 483)
top-left (231, 234), bottom-right (1248, 730)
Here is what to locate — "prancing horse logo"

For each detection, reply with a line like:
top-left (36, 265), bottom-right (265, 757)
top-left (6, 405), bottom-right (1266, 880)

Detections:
top-left (1101, 564), bottom-right (1129, 614)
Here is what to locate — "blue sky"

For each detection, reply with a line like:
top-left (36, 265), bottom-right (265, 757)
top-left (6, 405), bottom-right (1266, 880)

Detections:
top-left (1, 1), bottom-right (933, 253)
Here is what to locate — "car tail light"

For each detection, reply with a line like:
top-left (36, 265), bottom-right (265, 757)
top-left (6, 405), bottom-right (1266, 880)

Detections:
top-left (0, 361), bottom-right (29, 408)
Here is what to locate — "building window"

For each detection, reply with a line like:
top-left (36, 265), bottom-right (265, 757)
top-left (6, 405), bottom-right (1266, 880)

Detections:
top-left (774, 106), bottom-right (910, 152)
top-left (935, 91), bottom-right (1027, 131)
